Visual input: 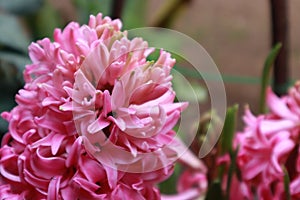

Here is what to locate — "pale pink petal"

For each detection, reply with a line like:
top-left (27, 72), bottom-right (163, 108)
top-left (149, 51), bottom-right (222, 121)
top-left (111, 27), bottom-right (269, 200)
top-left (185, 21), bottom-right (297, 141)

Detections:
top-left (267, 87), bottom-right (298, 120)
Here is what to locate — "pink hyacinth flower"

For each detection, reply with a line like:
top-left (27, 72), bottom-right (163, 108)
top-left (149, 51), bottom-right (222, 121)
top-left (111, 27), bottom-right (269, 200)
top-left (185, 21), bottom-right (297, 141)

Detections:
top-left (233, 85), bottom-right (300, 199)
top-left (236, 107), bottom-right (295, 183)
top-left (0, 13), bottom-right (188, 199)
top-left (60, 37), bottom-right (188, 173)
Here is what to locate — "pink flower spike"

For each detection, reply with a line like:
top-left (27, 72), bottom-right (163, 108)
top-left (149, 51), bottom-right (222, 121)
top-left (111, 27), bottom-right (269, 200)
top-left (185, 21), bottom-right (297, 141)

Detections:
top-left (0, 12), bottom-right (188, 199)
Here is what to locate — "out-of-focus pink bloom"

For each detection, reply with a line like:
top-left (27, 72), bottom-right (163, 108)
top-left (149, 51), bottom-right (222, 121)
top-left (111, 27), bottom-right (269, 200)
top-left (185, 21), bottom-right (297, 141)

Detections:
top-left (290, 145), bottom-right (300, 199)
top-left (290, 176), bottom-right (300, 198)
top-left (234, 86), bottom-right (300, 199)
top-left (217, 154), bottom-right (253, 200)
top-left (235, 108), bottom-right (295, 183)
top-left (0, 13), bottom-right (187, 199)
top-left (176, 170), bottom-right (207, 194)
top-left (255, 182), bottom-right (285, 200)
top-left (161, 141), bottom-right (208, 200)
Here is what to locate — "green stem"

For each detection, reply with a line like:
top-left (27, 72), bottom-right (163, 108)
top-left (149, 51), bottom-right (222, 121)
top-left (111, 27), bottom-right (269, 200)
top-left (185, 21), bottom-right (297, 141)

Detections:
top-left (225, 149), bottom-right (238, 200)
top-left (151, 0), bottom-right (192, 27)
top-left (283, 167), bottom-right (291, 200)
top-left (259, 43), bottom-right (282, 113)
top-left (110, 0), bottom-right (126, 20)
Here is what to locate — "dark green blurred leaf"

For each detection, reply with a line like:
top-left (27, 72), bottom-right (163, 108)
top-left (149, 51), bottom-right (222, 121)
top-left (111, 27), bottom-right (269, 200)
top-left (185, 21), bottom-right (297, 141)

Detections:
top-left (159, 164), bottom-right (181, 194)
top-left (217, 105), bottom-right (238, 192)
top-left (283, 167), bottom-right (291, 200)
top-left (0, 51), bottom-right (28, 136)
top-left (172, 69), bottom-right (207, 102)
top-left (225, 148), bottom-right (239, 200)
top-left (74, 0), bottom-right (110, 23)
top-left (0, 61), bottom-right (24, 123)
top-left (122, 0), bottom-right (146, 29)
top-left (28, 1), bottom-right (62, 39)
top-left (259, 43), bottom-right (282, 113)
top-left (0, 0), bottom-right (44, 15)
top-left (0, 12), bottom-right (30, 53)
top-left (151, 0), bottom-right (191, 27)
top-left (0, 52), bottom-right (28, 139)
top-left (146, 48), bottom-right (160, 61)
top-left (205, 180), bottom-right (223, 200)
top-left (0, 51), bottom-right (30, 83)
top-left (220, 104), bottom-right (238, 154)
top-left (0, 92), bottom-right (15, 136)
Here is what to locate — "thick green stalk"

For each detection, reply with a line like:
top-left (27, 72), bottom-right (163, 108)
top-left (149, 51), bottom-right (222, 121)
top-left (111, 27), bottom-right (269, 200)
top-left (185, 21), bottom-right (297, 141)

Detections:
top-left (259, 43), bottom-right (282, 113)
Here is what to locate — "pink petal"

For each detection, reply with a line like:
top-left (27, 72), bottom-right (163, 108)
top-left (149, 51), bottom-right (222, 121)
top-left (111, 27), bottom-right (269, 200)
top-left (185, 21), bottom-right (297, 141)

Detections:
top-left (161, 188), bottom-right (201, 200)
top-left (259, 119), bottom-right (296, 135)
top-left (47, 176), bottom-right (61, 200)
top-left (267, 87), bottom-right (298, 120)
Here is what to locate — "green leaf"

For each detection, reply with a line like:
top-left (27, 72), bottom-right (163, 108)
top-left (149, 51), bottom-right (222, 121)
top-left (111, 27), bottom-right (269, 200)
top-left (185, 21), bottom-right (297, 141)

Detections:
top-left (158, 164), bottom-right (182, 194)
top-left (128, 30), bottom-right (184, 62)
top-left (151, 0), bottom-right (190, 27)
top-left (0, 0), bottom-right (44, 15)
top-left (0, 51), bottom-right (30, 84)
top-left (220, 104), bottom-right (239, 154)
top-left (259, 43), bottom-right (282, 113)
top-left (0, 51), bottom-right (28, 140)
top-left (217, 105), bottom-right (238, 193)
top-left (283, 167), bottom-right (291, 200)
top-left (0, 13), bottom-right (30, 53)
top-left (29, 1), bottom-right (62, 40)
top-left (0, 92), bottom-right (16, 136)
top-left (73, 0), bottom-right (110, 24)
top-left (205, 180), bottom-right (224, 200)
top-left (122, 0), bottom-right (146, 29)
top-left (225, 148), bottom-right (239, 200)
top-left (172, 68), bottom-right (207, 103)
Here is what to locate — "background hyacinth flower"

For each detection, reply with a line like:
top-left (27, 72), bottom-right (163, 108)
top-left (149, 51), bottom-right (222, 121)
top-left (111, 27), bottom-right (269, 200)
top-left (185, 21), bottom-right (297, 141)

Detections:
top-left (0, 13), bottom-right (190, 199)
top-left (232, 84), bottom-right (300, 199)
top-left (161, 139), bottom-right (208, 200)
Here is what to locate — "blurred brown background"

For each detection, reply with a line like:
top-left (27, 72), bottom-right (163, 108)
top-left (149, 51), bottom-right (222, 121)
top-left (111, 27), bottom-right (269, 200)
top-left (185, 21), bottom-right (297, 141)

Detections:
top-left (147, 0), bottom-right (300, 116)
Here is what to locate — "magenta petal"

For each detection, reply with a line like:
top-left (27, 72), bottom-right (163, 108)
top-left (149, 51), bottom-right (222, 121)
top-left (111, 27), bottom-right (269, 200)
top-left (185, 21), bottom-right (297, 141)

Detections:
top-left (103, 164), bottom-right (118, 189)
top-left (0, 184), bottom-right (24, 200)
top-left (23, 169), bottom-right (49, 190)
top-left (47, 176), bottom-right (61, 200)
top-left (51, 134), bottom-right (66, 155)
top-left (66, 137), bottom-right (83, 168)
top-left (79, 157), bottom-right (106, 183)
top-left (259, 119), bottom-right (296, 135)
top-left (267, 87), bottom-right (298, 120)
top-left (243, 158), bottom-right (268, 180)
top-left (290, 177), bottom-right (300, 195)
top-left (161, 188), bottom-right (201, 200)
top-left (34, 114), bottom-right (65, 133)
top-left (271, 136), bottom-right (295, 173)
top-left (0, 157), bottom-right (21, 182)
top-left (30, 148), bottom-right (66, 179)
top-left (73, 177), bottom-right (100, 191)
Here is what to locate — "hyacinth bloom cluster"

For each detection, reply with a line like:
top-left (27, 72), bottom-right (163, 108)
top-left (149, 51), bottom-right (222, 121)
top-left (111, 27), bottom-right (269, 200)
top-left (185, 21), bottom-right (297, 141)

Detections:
top-left (233, 84), bottom-right (300, 200)
top-left (0, 13), bottom-right (194, 199)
